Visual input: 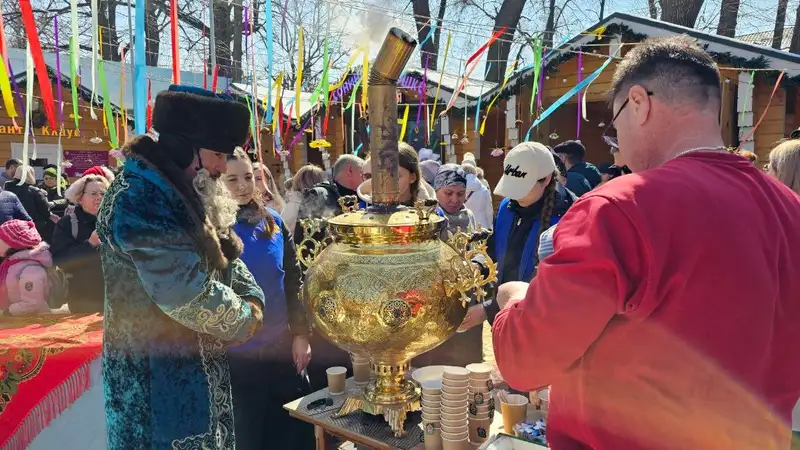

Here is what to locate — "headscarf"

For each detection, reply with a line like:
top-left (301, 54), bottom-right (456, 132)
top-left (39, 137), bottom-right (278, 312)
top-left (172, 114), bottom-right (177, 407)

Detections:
top-left (420, 160), bottom-right (441, 185)
top-left (433, 164), bottom-right (467, 191)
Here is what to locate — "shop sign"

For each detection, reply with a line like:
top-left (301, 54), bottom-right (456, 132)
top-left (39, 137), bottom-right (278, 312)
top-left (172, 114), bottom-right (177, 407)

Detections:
top-left (0, 125), bottom-right (82, 138)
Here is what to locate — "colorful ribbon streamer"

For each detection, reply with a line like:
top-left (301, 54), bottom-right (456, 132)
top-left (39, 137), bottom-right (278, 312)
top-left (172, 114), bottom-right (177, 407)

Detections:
top-left (0, 52), bottom-right (16, 118)
top-left (18, 45), bottom-right (33, 187)
top-left (289, 116), bottom-right (312, 148)
top-left (295, 27), bottom-right (304, 125)
top-left (89, 0), bottom-right (98, 119)
top-left (399, 104), bottom-right (410, 141)
top-left (329, 48), bottom-right (362, 92)
top-left (474, 63), bottom-right (492, 133)
top-left (576, 51), bottom-right (583, 138)
top-left (272, 72), bottom-right (284, 138)
top-left (529, 37), bottom-right (543, 115)
top-left (480, 61), bottom-right (515, 136)
top-left (361, 49), bottom-right (368, 110)
top-left (265, 0), bottom-right (274, 124)
top-left (133, 0), bottom-right (146, 133)
top-left (419, 19), bottom-right (436, 47)
top-left (98, 60), bottom-right (118, 148)
top-left (309, 39), bottom-right (330, 106)
top-left (170, 0), bottom-right (180, 84)
top-left (465, 26), bottom-right (507, 67)
top-left (54, 17), bottom-right (64, 127)
top-left (416, 55), bottom-right (429, 128)
top-left (146, 79), bottom-right (153, 129)
top-left (525, 54), bottom-right (615, 141)
top-left (69, 36), bottom-right (80, 127)
top-left (20, 0), bottom-right (57, 128)
top-left (430, 33), bottom-right (451, 130)
top-left (345, 78), bottom-right (361, 109)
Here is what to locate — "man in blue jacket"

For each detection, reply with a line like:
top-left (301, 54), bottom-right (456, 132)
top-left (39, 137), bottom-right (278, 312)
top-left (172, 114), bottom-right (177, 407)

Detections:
top-left (553, 140), bottom-right (602, 195)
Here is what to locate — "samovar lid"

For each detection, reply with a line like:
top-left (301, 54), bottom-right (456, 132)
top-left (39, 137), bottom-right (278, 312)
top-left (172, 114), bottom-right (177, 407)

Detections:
top-left (327, 209), bottom-right (445, 244)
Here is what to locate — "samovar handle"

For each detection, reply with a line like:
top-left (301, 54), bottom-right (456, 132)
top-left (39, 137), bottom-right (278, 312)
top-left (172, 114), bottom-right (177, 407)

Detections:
top-left (412, 199), bottom-right (438, 221)
top-left (444, 227), bottom-right (498, 306)
top-left (297, 217), bottom-right (332, 268)
top-left (338, 195), bottom-right (361, 213)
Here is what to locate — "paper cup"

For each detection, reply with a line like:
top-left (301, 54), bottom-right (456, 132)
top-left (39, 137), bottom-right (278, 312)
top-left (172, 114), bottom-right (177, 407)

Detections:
top-left (441, 437), bottom-right (467, 450)
top-left (350, 353), bottom-right (369, 364)
top-left (441, 404), bottom-right (467, 415)
top-left (421, 379), bottom-right (443, 395)
top-left (538, 388), bottom-right (550, 416)
top-left (442, 384), bottom-right (469, 395)
top-left (442, 376), bottom-right (469, 388)
top-left (468, 417), bottom-right (492, 444)
top-left (499, 393), bottom-right (528, 434)
top-left (466, 363), bottom-right (492, 378)
top-left (441, 417), bottom-right (466, 428)
top-left (441, 423), bottom-right (468, 434)
top-left (423, 421), bottom-right (443, 450)
top-left (422, 398), bottom-right (441, 408)
top-left (422, 392), bottom-right (442, 402)
top-left (441, 397), bottom-right (468, 408)
top-left (442, 367), bottom-right (469, 381)
top-left (442, 391), bottom-right (468, 401)
top-left (326, 366), bottom-right (347, 395)
top-left (352, 362), bottom-right (371, 384)
top-left (422, 412), bottom-right (441, 421)
top-left (469, 377), bottom-right (495, 391)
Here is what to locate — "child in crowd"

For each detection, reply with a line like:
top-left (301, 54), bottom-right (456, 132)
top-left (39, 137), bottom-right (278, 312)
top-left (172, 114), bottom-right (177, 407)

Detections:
top-left (0, 220), bottom-right (54, 315)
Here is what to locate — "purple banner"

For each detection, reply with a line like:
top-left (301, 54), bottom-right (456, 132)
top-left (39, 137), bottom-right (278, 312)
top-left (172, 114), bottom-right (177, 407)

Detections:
top-left (63, 150), bottom-right (109, 177)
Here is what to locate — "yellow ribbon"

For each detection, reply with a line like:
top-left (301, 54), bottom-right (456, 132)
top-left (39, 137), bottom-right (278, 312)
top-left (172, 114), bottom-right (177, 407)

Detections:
top-left (399, 104), bottom-right (410, 141)
top-left (430, 33), bottom-right (451, 131)
top-left (480, 60), bottom-right (517, 136)
top-left (329, 47), bottom-right (363, 92)
top-left (272, 71), bottom-right (284, 134)
top-left (361, 48), bottom-right (369, 110)
top-left (0, 52), bottom-right (17, 117)
top-left (295, 27), bottom-right (303, 125)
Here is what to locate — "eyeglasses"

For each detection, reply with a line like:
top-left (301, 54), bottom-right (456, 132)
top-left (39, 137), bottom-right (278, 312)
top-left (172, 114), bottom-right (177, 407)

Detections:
top-left (601, 90), bottom-right (654, 150)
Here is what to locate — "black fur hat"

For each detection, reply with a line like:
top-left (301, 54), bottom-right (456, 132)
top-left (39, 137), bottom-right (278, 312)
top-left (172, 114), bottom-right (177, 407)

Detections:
top-left (152, 85), bottom-right (251, 155)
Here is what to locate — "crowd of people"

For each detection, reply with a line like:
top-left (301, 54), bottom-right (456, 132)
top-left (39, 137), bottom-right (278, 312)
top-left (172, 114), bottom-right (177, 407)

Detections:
top-left (1, 37), bottom-right (799, 450)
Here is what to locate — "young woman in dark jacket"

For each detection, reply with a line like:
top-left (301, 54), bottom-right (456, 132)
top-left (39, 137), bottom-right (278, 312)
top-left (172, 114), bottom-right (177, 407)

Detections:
top-left (224, 149), bottom-right (314, 450)
top-left (50, 174), bottom-right (109, 313)
top-left (4, 166), bottom-right (53, 241)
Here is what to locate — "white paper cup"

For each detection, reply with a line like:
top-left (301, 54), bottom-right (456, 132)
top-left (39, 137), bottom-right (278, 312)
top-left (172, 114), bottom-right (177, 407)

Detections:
top-left (441, 417), bottom-right (466, 428)
top-left (422, 412), bottom-right (442, 421)
top-left (326, 366), bottom-right (347, 395)
top-left (441, 391), bottom-right (468, 401)
top-left (441, 397), bottom-right (468, 408)
top-left (442, 376), bottom-right (469, 388)
top-left (442, 367), bottom-right (469, 381)
top-left (443, 384), bottom-right (469, 395)
top-left (466, 363), bottom-right (492, 378)
top-left (468, 378), bottom-right (495, 391)
top-left (441, 429), bottom-right (469, 440)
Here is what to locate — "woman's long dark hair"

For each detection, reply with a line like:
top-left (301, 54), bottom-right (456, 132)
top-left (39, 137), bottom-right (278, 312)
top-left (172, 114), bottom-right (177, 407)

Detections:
top-left (532, 171), bottom-right (558, 268)
top-left (398, 143), bottom-right (422, 205)
top-left (227, 149), bottom-right (276, 239)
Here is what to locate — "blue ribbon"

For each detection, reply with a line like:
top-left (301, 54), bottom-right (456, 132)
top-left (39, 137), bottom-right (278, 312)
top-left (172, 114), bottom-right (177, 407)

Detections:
top-left (524, 55), bottom-right (614, 141)
top-left (265, 1), bottom-right (274, 124)
top-left (419, 20), bottom-right (437, 48)
top-left (133, 0), bottom-right (146, 133)
top-left (474, 63), bottom-right (492, 133)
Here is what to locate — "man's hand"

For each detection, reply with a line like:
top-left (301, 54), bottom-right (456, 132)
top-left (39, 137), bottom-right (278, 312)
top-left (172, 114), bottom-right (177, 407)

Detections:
top-left (497, 282), bottom-right (529, 309)
top-left (458, 304), bottom-right (487, 332)
top-left (292, 335), bottom-right (311, 374)
top-left (243, 298), bottom-right (264, 340)
top-left (49, 213), bottom-right (60, 224)
top-left (88, 230), bottom-right (101, 247)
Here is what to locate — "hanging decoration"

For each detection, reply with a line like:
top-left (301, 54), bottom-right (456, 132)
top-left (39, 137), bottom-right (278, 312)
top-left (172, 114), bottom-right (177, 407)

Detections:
top-left (18, 45), bottom-right (34, 187)
top-left (265, 0), bottom-right (274, 124)
top-left (170, 0), bottom-right (180, 84)
top-left (738, 71), bottom-right (785, 149)
top-left (416, 55), bottom-right (429, 128)
top-left (54, 17), bottom-right (64, 125)
top-left (399, 104), bottom-right (410, 141)
top-left (329, 48), bottom-right (363, 92)
top-left (248, 5), bottom-right (261, 157)
top-left (133, 0), bottom-right (146, 133)
top-left (525, 54), bottom-right (615, 141)
top-left (473, 63), bottom-right (491, 133)
top-left (146, 79), bottom-right (153, 130)
top-left (119, 48), bottom-right (128, 143)
top-left (444, 26), bottom-right (507, 113)
top-left (56, 103), bottom-right (64, 195)
top-left (419, 19), bottom-right (436, 48)
top-left (361, 48), bottom-right (369, 110)
top-left (243, 95), bottom-right (257, 151)
top-left (466, 26), bottom-right (507, 67)
top-left (89, 0), bottom-right (98, 119)
top-left (69, 35), bottom-right (80, 127)
top-left (0, 1), bottom-right (8, 65)
top-left (309, 39), bottom-right (330, 107)
top-left (529, 37), bottom-right (543, 115)
top-left (20, 0), bottom-right (57, 129)
top-left (272, 72), bottom-right (285, 142)
top-left (295, 27), bottom-right (304, 125)
top-left (480, 61), bottom-right (516, 136)
top-left (430, 33), bottom-right (451, 131)
top-left (345, 78), bottom-right (361, 109)
top-left (0, 52), bottom-right (16, 119)
top-left (289, 116), bottom-right (313, 148)
top-left (8, 60), bottom-right (25, 120)
top-left (98, 60), bottom-right (119, 148)
top-left (212, 64), bottom-right (219, 92)
top-left (576, 51), bottom-right (583, 138)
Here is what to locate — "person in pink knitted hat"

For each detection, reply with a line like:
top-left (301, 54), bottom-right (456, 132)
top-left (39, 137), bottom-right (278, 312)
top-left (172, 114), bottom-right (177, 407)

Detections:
top-left (0, 220), bottom-right (54, 315)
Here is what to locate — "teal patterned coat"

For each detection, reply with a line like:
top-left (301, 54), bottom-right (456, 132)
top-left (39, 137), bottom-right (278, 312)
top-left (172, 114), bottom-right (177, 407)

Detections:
top-left (97, 156), bottom-right (265, 449)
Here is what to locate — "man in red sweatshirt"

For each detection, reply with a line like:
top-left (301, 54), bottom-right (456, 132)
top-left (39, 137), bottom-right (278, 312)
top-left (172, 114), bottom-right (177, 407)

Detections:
top-left (492, 36), bottom-right (800, 450)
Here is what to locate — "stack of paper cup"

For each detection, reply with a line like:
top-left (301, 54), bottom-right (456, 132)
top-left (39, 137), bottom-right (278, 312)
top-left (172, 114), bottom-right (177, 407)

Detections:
top-left (440, 367), bottom-right (469, 449)
top-left (350, 353), bottom-right (371, 386)
top-left (420, 380), bottom-right (443, 450)
top-left (466, 363), bottom-right (495, 444)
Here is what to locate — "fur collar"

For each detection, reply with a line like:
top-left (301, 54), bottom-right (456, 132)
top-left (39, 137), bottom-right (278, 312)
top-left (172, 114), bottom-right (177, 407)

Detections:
top-left (126, 138), bottom-right (242, 271)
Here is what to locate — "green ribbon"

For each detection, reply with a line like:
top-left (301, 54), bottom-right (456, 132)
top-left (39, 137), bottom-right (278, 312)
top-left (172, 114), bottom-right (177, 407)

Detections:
top-left (97, 60), bottom-right (118, 148)
top-left (69, 36), bottom-right (80, 128)
top-left (244, 95), bottom-right (257, 147)
top-left (529, 37), bottom-right (543, 115)
top-left (309, 39), bottom-right (330, 106)
top-left (345, 78), bottom-right (362, 109)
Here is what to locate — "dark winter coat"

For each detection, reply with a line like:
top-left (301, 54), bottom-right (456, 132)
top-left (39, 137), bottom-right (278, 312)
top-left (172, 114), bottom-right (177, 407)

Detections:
top-left (51, 205), bottom-right (104, 313)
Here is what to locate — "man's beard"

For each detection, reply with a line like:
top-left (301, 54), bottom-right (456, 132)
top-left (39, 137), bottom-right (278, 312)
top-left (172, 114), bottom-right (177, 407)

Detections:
top-left (192, 168), bottom-right (239, 236)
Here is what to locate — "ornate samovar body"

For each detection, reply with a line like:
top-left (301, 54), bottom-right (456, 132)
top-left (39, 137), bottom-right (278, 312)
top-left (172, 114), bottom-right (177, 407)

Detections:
top-left (298, 28), bottom-right (496, 436)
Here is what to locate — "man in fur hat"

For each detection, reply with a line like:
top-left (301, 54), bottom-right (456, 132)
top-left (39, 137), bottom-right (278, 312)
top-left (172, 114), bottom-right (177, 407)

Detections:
top-left (97, 86), bottom-right (265, 449)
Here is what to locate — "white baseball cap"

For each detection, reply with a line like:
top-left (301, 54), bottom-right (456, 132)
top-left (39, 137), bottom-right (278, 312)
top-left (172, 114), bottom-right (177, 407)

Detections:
top-left (494, 142), bottom-right (557, 200)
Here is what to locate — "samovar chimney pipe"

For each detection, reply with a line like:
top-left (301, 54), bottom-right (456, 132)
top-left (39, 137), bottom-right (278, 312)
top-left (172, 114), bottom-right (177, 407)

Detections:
top-left (368, 28), bottom-right (417, 206)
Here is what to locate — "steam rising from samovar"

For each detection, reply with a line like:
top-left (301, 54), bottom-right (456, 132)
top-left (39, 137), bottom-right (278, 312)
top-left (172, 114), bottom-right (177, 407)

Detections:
top-left (298, 28), bottom-right (497, 436)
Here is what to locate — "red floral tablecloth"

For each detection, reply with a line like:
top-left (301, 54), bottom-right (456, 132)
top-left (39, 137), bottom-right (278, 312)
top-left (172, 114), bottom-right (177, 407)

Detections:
top-left (0, 314), bottom-right (103, 450)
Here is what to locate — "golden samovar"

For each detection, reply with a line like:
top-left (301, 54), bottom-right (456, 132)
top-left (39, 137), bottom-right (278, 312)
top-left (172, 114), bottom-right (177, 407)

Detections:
top-left (298, 28), bottom-right (497, 436)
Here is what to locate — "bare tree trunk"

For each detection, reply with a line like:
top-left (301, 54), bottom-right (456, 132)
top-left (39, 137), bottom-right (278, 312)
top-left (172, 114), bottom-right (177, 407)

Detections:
top-left (773, 0), bottom-right (789, 49)
top-left (98, 0), bottom-right (121, 61)
top-left (543, 0), bottom-right (557, 52)
top-left (790, 3), bottom-right (800, 54)
top-left (411, 0), bottom-right (446, 71)
top-left (648, 0), bottom-right (658, 18)
top-left (485, 0), bottom-right (527, 83)
top-left (716, 0), bottom-right (739, 37)
top-left (599, 0), bottom-right (606, 20)
top-left (231, 4), bottom-right (243, 82)
top-left (659, 0), bottom-right (704, 27)
top-left (214, 2), bottom-right (244, 82)
top-left (144, 2), bottom-right (160, 66)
